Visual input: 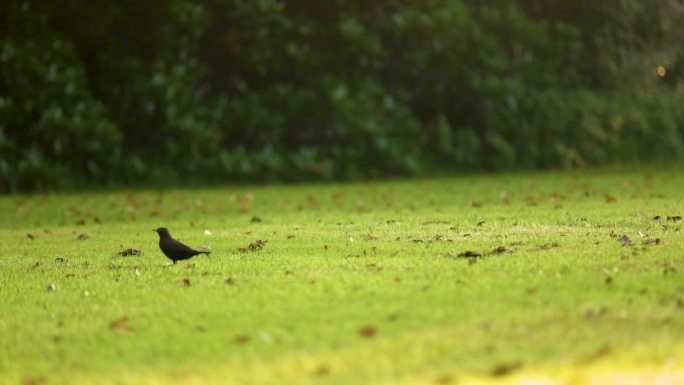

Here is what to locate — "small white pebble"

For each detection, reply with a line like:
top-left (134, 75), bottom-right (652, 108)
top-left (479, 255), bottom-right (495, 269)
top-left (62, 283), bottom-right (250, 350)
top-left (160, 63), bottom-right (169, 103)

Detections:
top-left (259, 331), bottom-right (273, 344)
top-left (47, 283), bottom-right (56, 292)
top-left (135, 268), bottom-right (141, 277)
top-left (204, 229), bottom-right (212, 236)
top-left (348, 236), bottom-right (354, 243)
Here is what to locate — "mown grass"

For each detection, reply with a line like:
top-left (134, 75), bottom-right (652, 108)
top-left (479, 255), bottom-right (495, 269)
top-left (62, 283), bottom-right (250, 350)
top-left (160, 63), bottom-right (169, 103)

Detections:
top-left (1, 167), bottom-right (683, 384)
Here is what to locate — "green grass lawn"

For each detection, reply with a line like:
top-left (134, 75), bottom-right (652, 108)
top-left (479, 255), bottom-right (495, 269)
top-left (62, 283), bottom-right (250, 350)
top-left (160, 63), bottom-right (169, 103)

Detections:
top-left (1, 167), bottom-right (683, 384)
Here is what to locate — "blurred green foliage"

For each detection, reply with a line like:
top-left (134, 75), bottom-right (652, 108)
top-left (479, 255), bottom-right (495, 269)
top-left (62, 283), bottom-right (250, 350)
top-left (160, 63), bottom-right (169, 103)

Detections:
top-left (1, 0), bottom-right (683, 192)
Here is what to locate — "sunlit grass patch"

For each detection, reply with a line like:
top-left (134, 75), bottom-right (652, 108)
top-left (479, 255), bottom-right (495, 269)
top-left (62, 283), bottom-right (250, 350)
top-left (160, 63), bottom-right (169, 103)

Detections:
top-left (1, 166), bottom-right (683, 384)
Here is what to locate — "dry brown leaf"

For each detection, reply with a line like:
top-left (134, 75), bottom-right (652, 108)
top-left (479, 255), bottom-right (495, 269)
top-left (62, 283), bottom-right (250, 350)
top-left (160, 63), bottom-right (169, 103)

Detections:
top-left (234, 334), bottom-right (250, 344)
top-left (248, 239), bottom-right (267, 251)
top-left (457, 250), bottom-right (483, 258)
top-left (358, 325), bottom-right (377, 338)
top-left (110, 316), bottom-right (133, 335)
top-left (117, 248), bottom-right (141, 257)
top-left (618, 235), bottom-right (632, 246)
top-left (643, 238), bottom-right (662, 245)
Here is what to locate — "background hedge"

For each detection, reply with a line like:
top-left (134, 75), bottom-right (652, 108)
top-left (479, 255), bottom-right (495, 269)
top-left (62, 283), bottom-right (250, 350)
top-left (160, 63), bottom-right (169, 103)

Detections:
top-left (2, 1), bottom-right (683, 192)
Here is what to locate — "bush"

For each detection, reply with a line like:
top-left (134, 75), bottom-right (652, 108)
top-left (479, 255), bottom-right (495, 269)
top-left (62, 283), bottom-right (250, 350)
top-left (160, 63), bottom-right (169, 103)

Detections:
top-left (1, 0), bottom-right (683, 192)
top-left (0, 3), bottom-right (121, 192)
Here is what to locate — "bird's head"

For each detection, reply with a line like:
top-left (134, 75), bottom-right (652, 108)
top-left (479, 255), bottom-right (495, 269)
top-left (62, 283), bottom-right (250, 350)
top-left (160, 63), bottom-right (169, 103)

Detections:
top-left (153, 227), bottom-right (171, 238)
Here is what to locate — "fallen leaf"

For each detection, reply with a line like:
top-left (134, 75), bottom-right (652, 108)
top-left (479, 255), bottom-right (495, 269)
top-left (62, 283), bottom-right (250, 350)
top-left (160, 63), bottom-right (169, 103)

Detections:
top-left (234, 334), bottom-right (250, 344)
top-left (489, 246), bottom-right (513, 255)
top-left (584, 306), bottom-right (609, 321)
top-left (643, 238), bottom-right (662, 245)
top-left (331, 191), bottom-right (346, 200)
top-left (110, 316), bottom-right (133, 335)
top-left (248, 240), bottom-right (267, 251)
top-left (21, 376), bottom-right (47, 385)
top-left (251, 216), bottom-right (263, 223)
top-left (580, 345), bottom-right (613, 364)
top-left (358, 325), bottom-right (377, 338)
top-left (500, 191), bottom-right (510, 205)
top-left (457, 250), bottom-right (483, 258)
top-left (617, 235), bottom-right (632, 246)
top-left (177, 278), bottom-right (191, 287)
top-left (423, 220), bottom-right (451, 225)
top-left (537, 242), bottom-right (560, 250)
top-left (365, 263), bottom-right (382, 272)
top-left (605, 195), bottom-right (617, 203)
top-left (469, 201), bottom-right (482, 208)
top-left (26, 233), bottom-right (35, 240)
top-left (431, 235), bottom-right (453, 242)
top-left (76, 233), bottom-right (90, 240)
top-left (490, 362), bottom-right (522, 377)
top-left (242, 192), bottom-right (256, 202)
top-left (433, 374), bottom-right (455, 385)
top-left (525, 194), bottom-right (542, 205)
top-left (117, 248), bottom-right (141, 257)
top-left (364, 234), bottom-right (379, 241)
top-left (314, 364), bottom-right (330, 377)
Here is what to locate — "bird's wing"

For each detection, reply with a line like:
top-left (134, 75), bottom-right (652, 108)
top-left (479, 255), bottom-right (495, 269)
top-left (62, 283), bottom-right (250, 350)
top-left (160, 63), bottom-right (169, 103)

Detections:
top-left (164, 238), bottom-right (200, 253)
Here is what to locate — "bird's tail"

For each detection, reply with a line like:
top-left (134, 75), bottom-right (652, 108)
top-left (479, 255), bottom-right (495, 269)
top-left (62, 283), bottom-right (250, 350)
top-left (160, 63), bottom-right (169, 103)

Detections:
top-left (199, 251), bottom-right (211, 255)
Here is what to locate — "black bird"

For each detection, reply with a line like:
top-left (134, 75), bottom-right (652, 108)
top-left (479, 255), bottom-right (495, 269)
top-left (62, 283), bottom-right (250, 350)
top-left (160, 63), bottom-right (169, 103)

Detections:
top-left (154, 227), bottom-right (210, 264)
